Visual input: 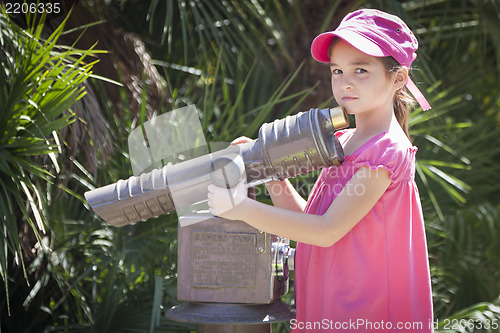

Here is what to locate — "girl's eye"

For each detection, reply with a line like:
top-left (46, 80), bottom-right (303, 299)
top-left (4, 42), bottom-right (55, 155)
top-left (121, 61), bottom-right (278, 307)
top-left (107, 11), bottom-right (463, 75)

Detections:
top-left (331, 69), bottom-right (342, 75)
top-left (355, 68), bottom-right (367, 74)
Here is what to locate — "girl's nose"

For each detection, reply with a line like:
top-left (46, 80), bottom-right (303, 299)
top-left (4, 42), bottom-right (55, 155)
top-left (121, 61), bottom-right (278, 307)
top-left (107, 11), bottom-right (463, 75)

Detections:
top-left (338, 75), bottom-right (353, 91)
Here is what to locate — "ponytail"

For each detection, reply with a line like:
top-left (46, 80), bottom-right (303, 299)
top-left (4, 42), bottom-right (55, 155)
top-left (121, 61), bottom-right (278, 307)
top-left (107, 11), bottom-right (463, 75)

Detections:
top-left (393, 88), bottom-right (415, 138)
top-left (380, 57), bottom-right (415, 139)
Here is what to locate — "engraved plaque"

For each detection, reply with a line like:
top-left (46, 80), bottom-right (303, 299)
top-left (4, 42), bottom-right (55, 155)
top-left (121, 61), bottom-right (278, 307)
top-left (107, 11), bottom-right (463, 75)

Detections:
top-left (177, 217), bottom-right (287, 304)
top-left (191, 231), bottom-right (256, 287)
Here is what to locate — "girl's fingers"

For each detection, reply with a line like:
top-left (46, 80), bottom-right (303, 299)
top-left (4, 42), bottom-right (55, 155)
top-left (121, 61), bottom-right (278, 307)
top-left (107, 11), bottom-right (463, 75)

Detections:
top-left (230, 136), bottom-right (253, 145)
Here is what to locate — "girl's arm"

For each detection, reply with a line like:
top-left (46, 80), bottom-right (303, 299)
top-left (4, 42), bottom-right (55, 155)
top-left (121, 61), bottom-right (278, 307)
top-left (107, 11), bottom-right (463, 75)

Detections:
top-left (230, 136), bottom-right (306, 212)
top-left (265, 180), bottom-right (307, 212)
top-left (208, 166), bottom-right (391, 247)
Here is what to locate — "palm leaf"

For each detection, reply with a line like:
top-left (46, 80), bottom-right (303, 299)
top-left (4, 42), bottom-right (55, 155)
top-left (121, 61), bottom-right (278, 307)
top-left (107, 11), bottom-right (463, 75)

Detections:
top-left (0, 7), bottom-right (101, 314)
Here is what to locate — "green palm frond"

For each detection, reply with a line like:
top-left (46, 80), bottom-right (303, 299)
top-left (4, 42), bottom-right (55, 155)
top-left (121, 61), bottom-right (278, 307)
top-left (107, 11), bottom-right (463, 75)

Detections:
top-left (147, 0), bottom-right (291, 67)
top-left (0, 8), bottom-right (102, 314)
top-left (429, 202), bottom-right (500, 324)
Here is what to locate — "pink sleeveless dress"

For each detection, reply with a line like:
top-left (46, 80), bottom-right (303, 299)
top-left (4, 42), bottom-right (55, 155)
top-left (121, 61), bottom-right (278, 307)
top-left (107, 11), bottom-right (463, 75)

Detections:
top-left (292, 128), bottom-right (433, 332)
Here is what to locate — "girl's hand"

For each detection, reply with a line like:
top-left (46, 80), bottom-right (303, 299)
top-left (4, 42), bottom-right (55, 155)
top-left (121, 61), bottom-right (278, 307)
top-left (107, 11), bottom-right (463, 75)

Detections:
top-left (206, 136), bottom-right (252, 220)
top-left (207, 181), bottom-right (248, 220)
top-left (231, 136), bottom-right (306, 212)
top-left (230, 136), bottom-right (253, 145)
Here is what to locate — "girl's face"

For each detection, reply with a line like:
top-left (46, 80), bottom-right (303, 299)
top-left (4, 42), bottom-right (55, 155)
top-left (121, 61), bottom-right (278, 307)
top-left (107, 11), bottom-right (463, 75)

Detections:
top-left (329, 40), bottom-right (399, 116)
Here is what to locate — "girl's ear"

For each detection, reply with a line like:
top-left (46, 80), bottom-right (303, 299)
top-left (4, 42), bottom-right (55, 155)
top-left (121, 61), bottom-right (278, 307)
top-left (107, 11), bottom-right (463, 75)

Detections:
top-left (394, 67), bottom-right (409, 90)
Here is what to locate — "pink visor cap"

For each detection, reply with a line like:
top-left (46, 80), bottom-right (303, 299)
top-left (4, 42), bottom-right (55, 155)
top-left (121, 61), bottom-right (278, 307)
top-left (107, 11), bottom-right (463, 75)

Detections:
top-left (311, 9), bottom-right (431, 110)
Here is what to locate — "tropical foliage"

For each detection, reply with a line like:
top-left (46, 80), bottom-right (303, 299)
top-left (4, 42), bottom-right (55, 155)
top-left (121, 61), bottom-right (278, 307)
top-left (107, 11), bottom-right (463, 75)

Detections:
top-left (0, 7), bottom-right (102, 330)
top-left (1, 0), bottom-right (499, 332)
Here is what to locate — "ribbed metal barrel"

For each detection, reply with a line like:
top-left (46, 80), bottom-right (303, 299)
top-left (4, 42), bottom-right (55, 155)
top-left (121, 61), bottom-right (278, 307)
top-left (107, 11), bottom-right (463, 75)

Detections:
top-left (242, 107), bottom-right (346, 185)
top-left (84, 107), bottom-right (348, 227)
top-left (84, 154), bottom-right (213, 227)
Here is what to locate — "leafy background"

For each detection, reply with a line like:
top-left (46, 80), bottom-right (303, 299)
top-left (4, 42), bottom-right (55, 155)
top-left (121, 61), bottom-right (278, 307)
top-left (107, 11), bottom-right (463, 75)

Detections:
top-left (1, 0), bottom-right (499, 332)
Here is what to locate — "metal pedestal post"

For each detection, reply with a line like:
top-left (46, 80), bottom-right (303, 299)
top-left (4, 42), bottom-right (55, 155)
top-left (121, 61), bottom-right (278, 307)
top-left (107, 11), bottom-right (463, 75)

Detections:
top-left (166, 300), bottom-right (294, 333)
top-left (197, 323), bottom-right (270, 333)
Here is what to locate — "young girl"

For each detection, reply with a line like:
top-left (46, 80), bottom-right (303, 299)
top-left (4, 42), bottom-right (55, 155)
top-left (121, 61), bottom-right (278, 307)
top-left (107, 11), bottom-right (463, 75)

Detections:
top-left (208, 8), bottom-right (433, 332)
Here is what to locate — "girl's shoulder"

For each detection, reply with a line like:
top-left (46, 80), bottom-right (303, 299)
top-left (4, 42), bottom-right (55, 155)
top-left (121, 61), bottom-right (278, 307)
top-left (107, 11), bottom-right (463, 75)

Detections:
top-left (345, 126), bottom-right (417, 183)
top-left (374, 125), bottom-right (415, 154)
top-left (336, 126), bottom-right (414, 155)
